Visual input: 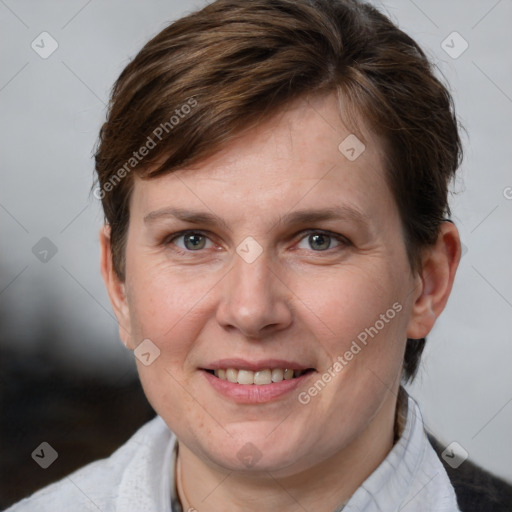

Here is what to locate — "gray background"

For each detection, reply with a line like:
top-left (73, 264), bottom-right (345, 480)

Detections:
top-left (1, 0), bottom-right (511, 482)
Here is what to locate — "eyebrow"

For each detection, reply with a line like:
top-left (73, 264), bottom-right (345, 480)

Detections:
top-left (143, 205), bottom-right (370, 231)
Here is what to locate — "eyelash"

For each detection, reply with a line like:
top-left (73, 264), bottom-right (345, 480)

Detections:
top-left (164, 229), bottom-right (351, 256)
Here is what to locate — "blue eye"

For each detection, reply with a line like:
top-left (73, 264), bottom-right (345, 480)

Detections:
top-left (296, 230), bottom-right (348, 251)
top-left (165, 229), bottom-right (349, 255)
top-left (169, 231), bottom-right (214, 251)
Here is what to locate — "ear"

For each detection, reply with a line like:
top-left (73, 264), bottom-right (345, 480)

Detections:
top-left (99, 225), bottom-right (132, 349)
top-left (406, 221), bottom-right (461, 339)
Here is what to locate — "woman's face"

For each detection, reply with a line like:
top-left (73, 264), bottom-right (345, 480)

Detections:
top-left (111, 93), bottom-right (423, 475)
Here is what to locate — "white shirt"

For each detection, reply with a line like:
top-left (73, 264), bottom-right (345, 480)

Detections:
top-left (6, 394), bottom-right (460, 511)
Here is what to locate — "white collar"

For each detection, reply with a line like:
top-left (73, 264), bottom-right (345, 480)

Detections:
top-left (117, 394), bottom-right (459, 511)
top-left (342, 394), bottom-right (460, 511)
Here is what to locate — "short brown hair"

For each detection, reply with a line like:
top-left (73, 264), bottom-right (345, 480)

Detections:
top-left (93, 0), bottom-right (463, 382)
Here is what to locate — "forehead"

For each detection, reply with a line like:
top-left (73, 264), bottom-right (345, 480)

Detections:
top-left (131, 93), bottom-right (394, 225)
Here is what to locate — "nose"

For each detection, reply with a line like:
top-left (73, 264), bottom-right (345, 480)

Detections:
top-left (216, 249), bottom-right (293, 339)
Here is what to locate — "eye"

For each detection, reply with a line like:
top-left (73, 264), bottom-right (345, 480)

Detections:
top-left (164, 229), bottom-right (349, 255)
top-left (296, 230), bottom-right (348, 252)
top-left (167, 231), bottom-right (214, 252)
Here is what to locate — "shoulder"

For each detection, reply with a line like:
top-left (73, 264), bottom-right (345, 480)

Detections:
top-left (427, 433), bottom-right (512, 512)
top-left (5, 416), bottom-right (171, 512)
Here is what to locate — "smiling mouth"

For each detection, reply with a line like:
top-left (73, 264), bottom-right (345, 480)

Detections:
top-left (204, 368), bottom-right (315, 385)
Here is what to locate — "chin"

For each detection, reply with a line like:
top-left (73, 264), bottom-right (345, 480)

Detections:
top-left (196, 426), bottom-right (314, 475)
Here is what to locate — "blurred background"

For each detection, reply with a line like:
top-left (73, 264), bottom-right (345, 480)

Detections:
top-left (1, 0), bottom-right (511, 508)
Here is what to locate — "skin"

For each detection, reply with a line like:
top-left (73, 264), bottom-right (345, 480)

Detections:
top-left (100, 92), bottom-right (460, 511)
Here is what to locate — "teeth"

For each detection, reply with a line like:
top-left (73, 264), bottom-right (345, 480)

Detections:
top-left (226, 368), bottom-right (238, 383)
top-left (271, 368), bottom-right (284, 382)
top-left (237, 370), bottom-right (254, 385)
top-left (284, 369), bottom-right (294, 380)
top-left (212, 368), bottom-right (307, 385)
top-left (254, 369), bottom-right (272, 385)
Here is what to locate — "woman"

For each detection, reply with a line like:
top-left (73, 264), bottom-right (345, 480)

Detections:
top-left (8, 0), bottom-right (511, 510)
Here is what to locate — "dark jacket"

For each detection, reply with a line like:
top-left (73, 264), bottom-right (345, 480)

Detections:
top-left (428, 433), bottom-right (512, 511)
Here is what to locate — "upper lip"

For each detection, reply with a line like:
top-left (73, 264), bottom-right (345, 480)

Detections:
top-left (203, 359), bottom-right (315, 371)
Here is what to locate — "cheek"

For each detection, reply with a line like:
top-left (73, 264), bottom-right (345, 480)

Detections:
top-left (125, 257), bottom-right (216, 344)
top-left (292, 263), bottom-right (410, 401)
top-left (126, 266), bottom-right (218, 422)
top-left (293, 267), bottom-right (408, 423)
top-left (294, 264), bottom-right (402, 339)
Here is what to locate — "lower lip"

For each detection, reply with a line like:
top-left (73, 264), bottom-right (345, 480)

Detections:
top-left (202, 370), bottom-right (313, 404)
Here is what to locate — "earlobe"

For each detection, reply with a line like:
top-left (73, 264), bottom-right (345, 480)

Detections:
top-left (99, 225), bottom-right (132, 348)
top-left (406, 221), bottom-right (461, 340)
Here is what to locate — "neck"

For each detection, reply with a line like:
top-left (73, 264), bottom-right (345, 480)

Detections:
top-left (177, 389), bottom-right (405, 512)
